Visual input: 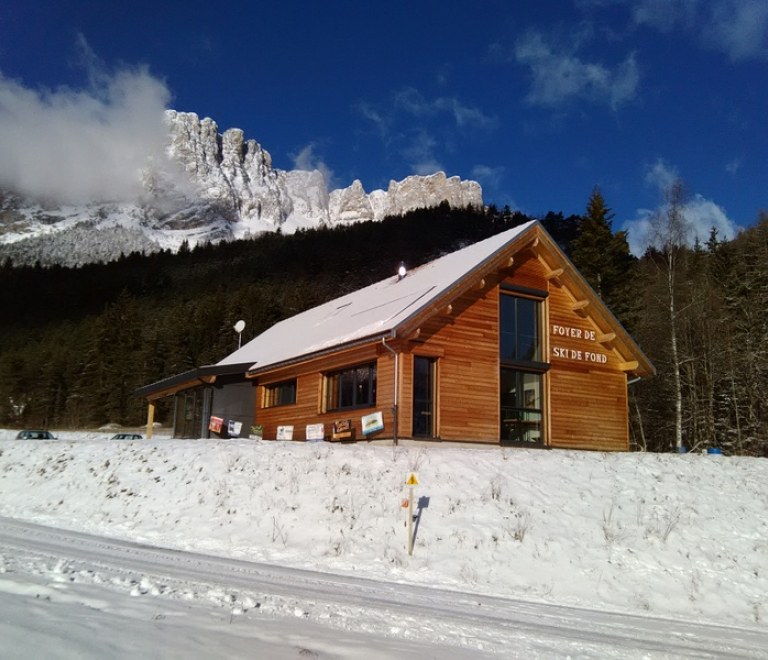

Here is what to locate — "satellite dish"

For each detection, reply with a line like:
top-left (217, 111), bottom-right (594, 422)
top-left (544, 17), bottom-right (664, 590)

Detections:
top-left (234, 320), bottom-right (246, 333)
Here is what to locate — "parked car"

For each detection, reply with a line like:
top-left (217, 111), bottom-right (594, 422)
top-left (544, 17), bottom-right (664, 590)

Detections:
top-left (111, 433), bottom-right (143, 440)
top-left (16, 430), bottom-right (57, 440)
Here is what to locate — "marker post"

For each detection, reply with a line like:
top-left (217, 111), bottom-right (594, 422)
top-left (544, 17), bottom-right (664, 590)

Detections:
top-left (406, 473), bottom-right (418, 555)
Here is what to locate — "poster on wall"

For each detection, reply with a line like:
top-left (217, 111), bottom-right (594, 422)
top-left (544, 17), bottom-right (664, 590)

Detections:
top-left (332, 419), bottom-right (353, 441)
top-left (208, 416), bottom-right (223, 433)
top-left (276, 425), bottom-right (294, 440)
top-left (227, 420), bottom-right (242, 437)
top-left (306, 424), bottom-right (325, 442)
top-left (362, 411), bottom-right (384, 435)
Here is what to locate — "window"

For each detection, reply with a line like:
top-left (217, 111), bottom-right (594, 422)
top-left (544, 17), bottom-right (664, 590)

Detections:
top-left (325, 362), bottom-right (377, 411)
top-left (173, 385), bottom-right (210, 438)
top-left (499, 292), bottom-right (547, 445)
top-left (263, 379), bottom-right (297, 407)
top-left (500, 369), bottom-right (543, 445)
top-left (499, 294), bottom-right (542, 365)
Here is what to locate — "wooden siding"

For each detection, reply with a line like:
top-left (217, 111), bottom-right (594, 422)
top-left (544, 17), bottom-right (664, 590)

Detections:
top-left (549, 369), bottom-right (629, 450)
top-left (254, 344), bottom-right (397, 442)
top-left (397, 255), bottom-right (555, 443)
top-left (251, 247), bottom-right (633, 450)
top-left (408, 285), bottom-right (500, 442)
top-left (545, 261), bottom-right (630, 451)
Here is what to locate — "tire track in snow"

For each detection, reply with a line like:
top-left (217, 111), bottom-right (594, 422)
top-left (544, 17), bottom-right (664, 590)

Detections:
top-left (1, 516), bottom-right (766, 659)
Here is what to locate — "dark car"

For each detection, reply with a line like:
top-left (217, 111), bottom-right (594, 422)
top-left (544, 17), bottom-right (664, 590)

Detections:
top-left (16, 430), bottom-right (57, 440)
top-left (111, 433), bottom-right (143, 440)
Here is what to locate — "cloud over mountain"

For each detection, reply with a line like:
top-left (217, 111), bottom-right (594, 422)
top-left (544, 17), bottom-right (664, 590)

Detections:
top-left (0, 64), bottom-right (170, 205)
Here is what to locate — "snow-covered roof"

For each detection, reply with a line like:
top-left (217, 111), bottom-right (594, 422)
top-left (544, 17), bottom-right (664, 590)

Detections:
top-left (218, 220), bottom-right (539, 374)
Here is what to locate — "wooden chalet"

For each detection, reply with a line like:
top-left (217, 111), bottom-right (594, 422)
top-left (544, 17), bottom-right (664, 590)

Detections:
top-left (137, 220), bottom-right (654, 450)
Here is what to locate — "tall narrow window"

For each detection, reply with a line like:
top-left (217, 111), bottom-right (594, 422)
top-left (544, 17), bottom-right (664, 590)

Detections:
top-left (499, 292), bottom-right (547, 445)
top-left (325, 362), bottom-right (377, 411)
top-left (499, 294), bottom-right (541, 364)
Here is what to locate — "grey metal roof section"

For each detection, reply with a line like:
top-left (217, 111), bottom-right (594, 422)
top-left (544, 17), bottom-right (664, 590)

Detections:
top-left (134, 362), bottom-right (254, 398)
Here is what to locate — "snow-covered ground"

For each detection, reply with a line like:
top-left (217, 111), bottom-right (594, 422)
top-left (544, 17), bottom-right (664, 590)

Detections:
top-left (1, 429), bottom-right (767, 657)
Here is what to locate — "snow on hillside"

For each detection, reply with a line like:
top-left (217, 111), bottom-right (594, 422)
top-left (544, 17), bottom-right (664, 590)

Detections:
top-left (0, 110), bottom-right (484, 267)
top-left (1, 429), bottom-right (765, 634)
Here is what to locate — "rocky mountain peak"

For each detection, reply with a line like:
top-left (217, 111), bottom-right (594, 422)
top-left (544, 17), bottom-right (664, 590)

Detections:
top-left (0, 110), bottom-right (483, 267)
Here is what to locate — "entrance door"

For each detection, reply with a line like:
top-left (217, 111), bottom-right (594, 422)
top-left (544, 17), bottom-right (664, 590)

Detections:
top-left (412, 356), bottom-right (436, 437)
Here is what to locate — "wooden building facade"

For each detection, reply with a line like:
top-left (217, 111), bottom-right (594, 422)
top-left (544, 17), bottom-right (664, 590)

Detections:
top-left (138, 220), bottom-right (653, 450)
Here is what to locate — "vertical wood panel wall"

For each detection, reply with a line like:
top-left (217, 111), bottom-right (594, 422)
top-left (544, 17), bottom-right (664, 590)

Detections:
top-left (546, 268), bottom-right (630, 450)
top-left (251, 249), bottom-right (633, 450)
top-left (410, 287), bottom-right (499, 442)
top-left (254, 344), bottom-right (395, 441)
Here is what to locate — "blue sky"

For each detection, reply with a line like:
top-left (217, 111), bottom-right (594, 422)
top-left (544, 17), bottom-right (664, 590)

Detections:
top-left (1, 0), bottom-right (766, 253)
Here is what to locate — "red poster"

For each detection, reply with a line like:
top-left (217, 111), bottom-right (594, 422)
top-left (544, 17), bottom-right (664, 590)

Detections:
top-left (208, 416), bottom-right (223, 433)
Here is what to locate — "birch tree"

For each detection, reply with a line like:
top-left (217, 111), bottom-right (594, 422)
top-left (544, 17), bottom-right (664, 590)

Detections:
top-left (648, 179), bottom-right (691, 451)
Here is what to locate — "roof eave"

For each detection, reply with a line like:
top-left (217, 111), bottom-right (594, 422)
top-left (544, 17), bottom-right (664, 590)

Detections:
top-left (245, 330), bottom-right (393, 378)
top-left (394, 223), bottom-right (540, 340)
top-left (533, 226), bottom-right (656, 378)
top-left (135, 362), bottom-right (254, 400)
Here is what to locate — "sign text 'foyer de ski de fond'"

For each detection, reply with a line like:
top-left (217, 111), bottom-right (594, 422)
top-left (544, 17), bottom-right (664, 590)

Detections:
top-left (551, 324), bottom-right (608, 364)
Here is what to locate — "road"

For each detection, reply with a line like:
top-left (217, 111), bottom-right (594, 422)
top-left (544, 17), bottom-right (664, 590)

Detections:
top-left (0, 516), bottom-right (765, 659)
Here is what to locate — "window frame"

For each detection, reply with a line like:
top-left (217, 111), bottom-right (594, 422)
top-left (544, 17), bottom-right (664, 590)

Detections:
top-left (262, 379), bottom-right (297, 408)
top-left (324, 362), bottom-right (377, 412)
top-left (500, 368), bottom-right (544, 446)
top-left (499, 290), bottom-right (549, 371)
top-left (498, 289), bottom-right (549, 446)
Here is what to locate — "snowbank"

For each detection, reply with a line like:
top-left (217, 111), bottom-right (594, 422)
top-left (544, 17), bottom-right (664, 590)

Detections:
top-left (0, 430), bottom-right (766, 628)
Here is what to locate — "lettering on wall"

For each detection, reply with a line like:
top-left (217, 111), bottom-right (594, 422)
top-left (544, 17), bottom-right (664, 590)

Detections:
top-left (551, 324), bottom-right (608, 364)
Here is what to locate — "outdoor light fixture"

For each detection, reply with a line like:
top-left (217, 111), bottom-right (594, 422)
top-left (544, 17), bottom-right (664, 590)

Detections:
top-left (234, 320), bottom-right (246, 348)
top-left (398, 262), bottom-right (407, 280)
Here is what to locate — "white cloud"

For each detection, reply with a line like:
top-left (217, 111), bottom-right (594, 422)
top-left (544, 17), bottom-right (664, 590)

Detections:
top-left (358, 88), bottom-right (496, 179)
top-left (705, 0), bottom-right (768, 61)
top-left (624, 208), bottom-right (656, 256)
top-left (631, 0), bottom-right (699, 31)
top-left (356, 102), bottom-right (390, 142)
top-left (402, 131), bottom-right (443, 176)
top-left (625, 0), bottom-right (768, 60)
top-left (291, 143), bottom-right (335, 188)
top-left (471, 164), bottom-right (505, 190)
top-left (0, 48), bottom-right (171, 204)
top-left (515, 31), bottom-right (639, 109)
top-left (393, 87), bottom-right (497, 130)
top-left (644, 158), bottom-right (679, 191)
top-left (725, 157), bottom-right (742, 175)
top-left (684, 193), bottom-right (739, 242)
top-left (624, 158), bottom-right (740, 255)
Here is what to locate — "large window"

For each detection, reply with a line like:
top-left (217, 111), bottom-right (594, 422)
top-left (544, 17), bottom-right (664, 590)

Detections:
top-left (325, 362), bottom-right (377, 411)
top-left (500, 294), bottom-right (541, 364)
top-left (500, 369), bottom-right (543, 445)
top-left (263, 379), bottom-right (297, 408)
top-left (499, 292), bottom-right (546, 445)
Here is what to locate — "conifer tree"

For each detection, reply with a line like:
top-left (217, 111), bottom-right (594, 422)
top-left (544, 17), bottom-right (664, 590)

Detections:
top-left (571, 186), bottom-right (637, 329)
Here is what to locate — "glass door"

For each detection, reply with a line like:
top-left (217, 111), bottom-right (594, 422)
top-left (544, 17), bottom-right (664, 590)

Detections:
top-left (412, 356), bottom-right (436, 437)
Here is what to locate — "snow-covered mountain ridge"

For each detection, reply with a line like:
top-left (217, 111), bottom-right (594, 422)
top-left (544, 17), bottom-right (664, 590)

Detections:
top-left (0, 110), bottom-right (483, 267)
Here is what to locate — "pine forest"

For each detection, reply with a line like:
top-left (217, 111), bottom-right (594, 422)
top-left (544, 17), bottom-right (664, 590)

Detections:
top-left (2, 192), bottom-right (767, 457)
